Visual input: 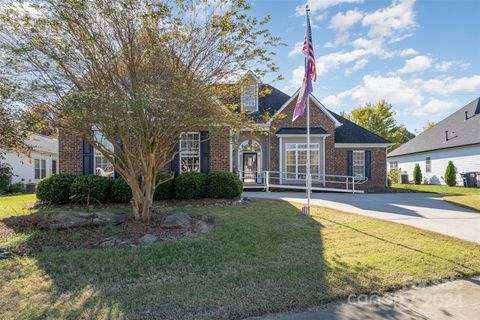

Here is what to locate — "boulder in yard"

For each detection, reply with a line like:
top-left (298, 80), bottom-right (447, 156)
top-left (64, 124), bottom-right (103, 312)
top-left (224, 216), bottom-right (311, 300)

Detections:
top-left (161, 212), bottom-right (192, 229)
top-left (138, 234), bottom-right (158, 245)
top-left (39, 211), bottom-right (127, 229)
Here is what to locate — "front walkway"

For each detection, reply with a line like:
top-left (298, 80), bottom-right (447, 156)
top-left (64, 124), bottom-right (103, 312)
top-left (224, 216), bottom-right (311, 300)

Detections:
top-left (243, 191), bottom-right (480, 244)
top-left (247, 276), bottom-right (480, 320)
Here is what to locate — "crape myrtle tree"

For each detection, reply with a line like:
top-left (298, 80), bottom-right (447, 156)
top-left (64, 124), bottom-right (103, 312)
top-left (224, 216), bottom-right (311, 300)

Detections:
top-left (0, 0), bottom-right (280, 220)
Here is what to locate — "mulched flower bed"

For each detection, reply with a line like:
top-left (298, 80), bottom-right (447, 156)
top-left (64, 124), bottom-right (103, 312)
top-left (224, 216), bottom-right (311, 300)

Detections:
top-left (1, 209), bottom-right (214, 257)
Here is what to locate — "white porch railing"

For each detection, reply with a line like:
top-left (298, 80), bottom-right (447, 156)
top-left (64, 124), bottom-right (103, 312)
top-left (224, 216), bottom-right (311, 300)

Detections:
top-left (239, 170), bottom-right (368, 193)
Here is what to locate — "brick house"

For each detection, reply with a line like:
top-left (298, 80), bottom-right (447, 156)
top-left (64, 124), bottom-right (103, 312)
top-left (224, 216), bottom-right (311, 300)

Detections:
top-left (59, 72), bottom-right (392, 192)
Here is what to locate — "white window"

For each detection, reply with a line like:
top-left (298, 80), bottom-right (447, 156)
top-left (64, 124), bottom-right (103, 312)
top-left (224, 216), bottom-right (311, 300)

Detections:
top-left (242, 84), bottom-right (258, 112)
top-left (285, 143), bottom-right (320, 179)
top-left (180, 132), bottom-right (200, 173)
top-left (94, 131), bottom-right (114, 177)
top-left (389, 161), bottom-right (398, 170)
top-left (425, 157), bottom-right (431, 173)
top-left (353, 150), bottom-right (365, 177)
top-left (34, 159), bottom-right (47, 179)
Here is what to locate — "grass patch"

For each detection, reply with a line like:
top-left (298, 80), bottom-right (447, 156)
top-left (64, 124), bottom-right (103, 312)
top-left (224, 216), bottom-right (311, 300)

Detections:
top-left (392, 183), bottom-right (480, 195)
top-left (444, 195), bottom-right (480, 212)
top-left (0, 194), bottom-right (38, 219)
top-left (1, 199), bottom-right (480, 319)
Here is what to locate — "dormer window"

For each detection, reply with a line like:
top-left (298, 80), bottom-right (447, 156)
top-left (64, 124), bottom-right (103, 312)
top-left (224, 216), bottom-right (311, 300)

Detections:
top-left (241, 83), bottom-right (258, 112)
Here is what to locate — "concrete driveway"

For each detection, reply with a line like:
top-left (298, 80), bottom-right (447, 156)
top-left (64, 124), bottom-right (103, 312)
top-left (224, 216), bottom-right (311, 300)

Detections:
top-left (242, 191), bottom-right (480, 244)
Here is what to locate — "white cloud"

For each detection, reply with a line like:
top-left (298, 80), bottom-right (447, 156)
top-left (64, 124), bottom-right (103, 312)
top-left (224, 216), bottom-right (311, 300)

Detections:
top-left (288, 42), bottom-right (304, 58)
top-left (434, 61), bottom-right (454, 72)
top-left (345, 58), bottom-right (368, 75)
top-left (398, 55), bottom-right (432, 74)
top-left (282, 65), bottom-right (305, 94)
top-left (362, 0), bottom-right (416, 40)
top-left (330, 10), bottom-right (363, 32)
top-left (320, 74), bottom-right (480, 116)
top-left (296, 0), bottom-right (364, 15)
top-left (399, 48), bottom-right (418, 56)
top-left (413, 99), bottom-right (458, 116)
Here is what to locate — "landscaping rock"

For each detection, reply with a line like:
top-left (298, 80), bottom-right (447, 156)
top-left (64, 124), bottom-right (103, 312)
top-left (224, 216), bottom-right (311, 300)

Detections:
top-left (38, 211), bottom-right (127, 230)
top-left (139, 234), bottom-right (157, 245)
top-left (192, 220), bottom-right (212, 234)
top-left (161, 212), bottom-right (192, 229)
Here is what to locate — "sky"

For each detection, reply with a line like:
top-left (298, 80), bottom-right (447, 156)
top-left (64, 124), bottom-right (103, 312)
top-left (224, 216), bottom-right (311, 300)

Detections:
top-left (250, 0), bottom-right (480, 132)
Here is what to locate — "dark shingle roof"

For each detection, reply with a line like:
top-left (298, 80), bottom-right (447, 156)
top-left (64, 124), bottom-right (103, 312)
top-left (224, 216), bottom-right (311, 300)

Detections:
top-left (276, 127), bottom-right (328, 135)
top-left (329, 111), bottom-right (392, 144)
top-left (388, 98), bottom-right (480, 157)
top-left (258, 84), bottom-right (291, 115)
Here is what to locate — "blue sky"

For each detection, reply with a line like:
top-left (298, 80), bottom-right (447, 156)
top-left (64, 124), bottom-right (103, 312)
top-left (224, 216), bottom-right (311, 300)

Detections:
top-left (250, 0), bottom-right (480, 132)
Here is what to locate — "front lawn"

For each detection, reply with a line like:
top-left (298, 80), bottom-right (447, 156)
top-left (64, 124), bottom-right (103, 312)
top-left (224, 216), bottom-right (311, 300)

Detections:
top-left (444, 195), bottom-right (480, 212)
top-left (1, 199), bottom-right (480, 319)
top-left (0, 194), bottom-right (38, 219)
top-left (392, 183), bottom-right (480, 195)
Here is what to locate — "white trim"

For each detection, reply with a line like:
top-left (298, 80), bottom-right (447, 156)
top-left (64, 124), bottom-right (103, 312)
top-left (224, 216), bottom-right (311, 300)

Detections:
top-left (279, 136), bottom-right (283, 184)
top-left (322, 136), bottom-right (326, 186)
top-left (266, 90), bottom-right (342, 128)
top-left (353, 150), bottom-right (365, 177)
top-left (335, 143), bottom-right (394, 148)
top-left (284, 142), bottom-right (321, 181)
top-left (240, 124), bottom-right (270, 131)
top-left (242, 70), bottom-right (262, 83)
top-left (229, 129), bottom-right (233, 172)
top-left (276, 133), bottom-right (330, 138)
top-left (179, 132), bottom-right (201, 174)
top-left (237, 139), bottom-right (262, 180)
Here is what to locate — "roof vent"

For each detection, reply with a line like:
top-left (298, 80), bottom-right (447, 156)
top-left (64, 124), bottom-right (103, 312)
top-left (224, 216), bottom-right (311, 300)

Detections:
top-left (465, 111), bottom-right (468, 121)
top-left (445, 130), bottom-right (449, 142)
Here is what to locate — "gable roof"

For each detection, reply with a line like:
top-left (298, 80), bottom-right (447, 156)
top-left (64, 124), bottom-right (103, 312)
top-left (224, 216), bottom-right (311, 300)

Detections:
top-left (329, 111), bottom-right (392, 144)
top-left (388, 97), bottom-right (480, 157)
top-left (267, 90), bottom-right (342, 127)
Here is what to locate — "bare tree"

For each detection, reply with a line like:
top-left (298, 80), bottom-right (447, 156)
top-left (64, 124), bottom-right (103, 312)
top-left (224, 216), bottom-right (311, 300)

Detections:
top-left (0, 0), bottom-right (279, 220)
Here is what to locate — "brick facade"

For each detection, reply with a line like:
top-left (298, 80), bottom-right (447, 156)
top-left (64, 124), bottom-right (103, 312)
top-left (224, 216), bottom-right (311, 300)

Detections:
top-left (59, 129), bottom-right (83, 175)
top-left (58, 98), bottom-right (388, 192)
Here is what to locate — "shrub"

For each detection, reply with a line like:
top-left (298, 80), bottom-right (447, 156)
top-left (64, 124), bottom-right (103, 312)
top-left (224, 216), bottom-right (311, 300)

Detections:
top-left (6, 182), bottom-right (25, 194)
top-left (111, 177), bottom-right (132, 203)
top-left (154, 173), bottom-right (174, 200)
top-left (36, 173), bottom-right (76, 203)
top-left (413, 164), bottom-right (422, 185)
top-left (206, 171), bottom-right (243, 199)
top-left (388, 169), bottom-right (400, 184)
top-left (445, 160), bottom-right (457, 187)
top-left (0, 162), bottom-right (13, 194)
top-left (70, 175), bottom-right (113, 204)
top-left (174, 172), bottom-right (206, 199)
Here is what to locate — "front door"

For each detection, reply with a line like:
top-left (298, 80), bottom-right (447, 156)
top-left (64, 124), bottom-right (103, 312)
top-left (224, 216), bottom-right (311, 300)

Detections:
top-left (243, 153), bottom-right (257, 183)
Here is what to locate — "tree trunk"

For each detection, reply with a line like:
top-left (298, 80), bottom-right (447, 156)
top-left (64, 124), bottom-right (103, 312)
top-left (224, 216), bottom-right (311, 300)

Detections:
top-left (129, 171), bottom-right (157, 221)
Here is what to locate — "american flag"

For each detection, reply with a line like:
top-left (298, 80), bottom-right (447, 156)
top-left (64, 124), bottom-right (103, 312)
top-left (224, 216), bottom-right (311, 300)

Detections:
top-left (302, 10), bottom-right (316, 82)
top-left (292, 8), bottom-right (316, 122)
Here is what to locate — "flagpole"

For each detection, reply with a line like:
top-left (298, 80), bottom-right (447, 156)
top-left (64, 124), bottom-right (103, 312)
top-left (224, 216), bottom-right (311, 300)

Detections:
top-left (306, 5), bottom-right (311, 216)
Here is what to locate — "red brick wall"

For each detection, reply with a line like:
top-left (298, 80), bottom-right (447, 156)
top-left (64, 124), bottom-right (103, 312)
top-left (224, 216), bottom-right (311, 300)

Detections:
top-left (209, 128), bottom-right (231, 171)
top-left (270, 97), bottom-right (336, 173)
top-left (59, 129), bottom-right (83, 175)
top-left (334, 147), bottom-right (387, 192)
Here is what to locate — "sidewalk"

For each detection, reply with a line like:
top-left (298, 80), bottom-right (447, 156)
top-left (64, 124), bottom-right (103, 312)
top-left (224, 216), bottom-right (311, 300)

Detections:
top-left (247, 277), bottom-right (480, 320)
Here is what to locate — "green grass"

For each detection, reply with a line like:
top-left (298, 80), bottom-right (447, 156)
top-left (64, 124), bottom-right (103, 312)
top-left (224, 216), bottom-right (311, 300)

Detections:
top-left (444, 195), bottom-right (480, 212)
top-left (392, 183), bottom-right (480, 195)
top-left (0, 194), bottom-right (38, 219)
top-left (1, 199), bottom-right (480, 319)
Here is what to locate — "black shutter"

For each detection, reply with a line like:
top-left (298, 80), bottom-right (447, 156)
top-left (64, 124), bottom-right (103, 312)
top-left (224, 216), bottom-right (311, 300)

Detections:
top-left (82, 140), bottom-right (94, 175)
top-left (365, 150), bottom-right (372, 179)
top-left (200, 131), bottom-right (210, 173)
top-left (347, 150), bottom-right (353, 176)
top-left (170, 142), bottom-right (180, 176)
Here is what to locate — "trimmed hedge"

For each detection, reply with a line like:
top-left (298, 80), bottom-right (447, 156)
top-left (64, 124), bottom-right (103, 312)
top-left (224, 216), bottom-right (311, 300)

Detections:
top-left (111, 177), bottom-right (133, 203)
top-left (154, 173), bottom-right (174, 200)
top-left (70, 175), bottom-right (112, 204)
top-left (36, 173), bottom-right (76, 203)
top-left (445, 161), bottom-right (457, 187)
top-left (174, 172), bottom-right (206, 199)
top-left (413, 164), bottom-right (422, 185)
top-left (206, 171), bottom-right (242, 199)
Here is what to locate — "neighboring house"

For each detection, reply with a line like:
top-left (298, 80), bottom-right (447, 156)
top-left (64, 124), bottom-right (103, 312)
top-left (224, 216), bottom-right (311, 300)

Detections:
top-left (59, 72), bottom-right (392, 192)
top-left (388, 98), bottom-right (480, 185)
top-left (2, 134), bottom-right (58, 186)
